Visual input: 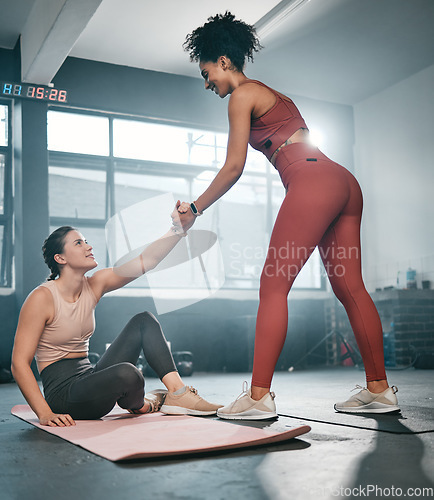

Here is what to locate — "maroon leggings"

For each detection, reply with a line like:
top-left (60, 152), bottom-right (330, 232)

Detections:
top-left (252, 143), bottom-right (386, 388)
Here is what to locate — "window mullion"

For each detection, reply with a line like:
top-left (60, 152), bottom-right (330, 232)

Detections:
top-left (0, 100), bottom-right (13, 286)
top-left (106, 117), bottom-right (115, 268)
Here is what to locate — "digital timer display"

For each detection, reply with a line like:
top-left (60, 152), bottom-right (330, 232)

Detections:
top-left (1, 82), bottom-right (68, 103)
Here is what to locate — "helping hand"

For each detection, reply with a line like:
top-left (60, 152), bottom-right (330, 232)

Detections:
top-left (177, 201), bottom-right (190, 213)
top-left (171, 200), bottom-right (196, 233)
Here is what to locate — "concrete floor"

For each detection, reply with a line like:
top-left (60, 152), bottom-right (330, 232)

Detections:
top-left (1, 366), bottom-right (433, 500)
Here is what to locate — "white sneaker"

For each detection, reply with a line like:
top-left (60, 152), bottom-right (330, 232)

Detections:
top-left (217, 382), bottom-right (278, 420)
top-left (334, 385), bottom-right (400, 414)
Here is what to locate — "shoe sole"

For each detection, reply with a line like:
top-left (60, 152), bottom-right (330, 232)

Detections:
top-left (217, 411), bottom-right (278, 421)
top-left (334, 403), bottom-right (400, 414)
top-left (160, 404), bottom-right (218, 416)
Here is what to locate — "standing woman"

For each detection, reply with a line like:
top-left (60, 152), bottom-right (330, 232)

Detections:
top-left (11, 220), bottom-right (221, 427)
top-left (177, 12), bottom-right (399, 419)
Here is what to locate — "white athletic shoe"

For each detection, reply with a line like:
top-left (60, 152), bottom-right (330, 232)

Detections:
top-left (217, 381), bottom-right (278, 420)
top-left (334, 385), bottom-right (400, 414)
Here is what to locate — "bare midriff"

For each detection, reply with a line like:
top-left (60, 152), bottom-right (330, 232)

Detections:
top-left (38, 351), bottom-right (87, 373)
top-left (270, 127), bottom-right (310, 166)
top-left (288, 127), bottom-right (310, 143)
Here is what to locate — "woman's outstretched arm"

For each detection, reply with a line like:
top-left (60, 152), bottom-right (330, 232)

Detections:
top-left (89, 202), bottom-right (187, 298)
top-left (175, 85), bottom-right (254, 229)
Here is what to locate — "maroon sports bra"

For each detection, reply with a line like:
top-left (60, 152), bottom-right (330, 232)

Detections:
top-left (244, 80), bottom-right (308, 162)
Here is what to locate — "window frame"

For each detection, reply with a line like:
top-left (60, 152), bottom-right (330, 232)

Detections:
top-left (0, 99), bottom-right (13, 287)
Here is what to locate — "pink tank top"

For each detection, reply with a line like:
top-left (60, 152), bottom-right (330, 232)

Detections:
top-left (246, 80), bottom-right (308, 161)
top-left (35, 278), bottom-right (97, 371)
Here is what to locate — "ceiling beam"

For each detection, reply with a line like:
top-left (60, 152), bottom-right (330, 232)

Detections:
top-left (20, 0), bottom-right (103, 85)
top-left (254, 0), bottom-right (310, 39)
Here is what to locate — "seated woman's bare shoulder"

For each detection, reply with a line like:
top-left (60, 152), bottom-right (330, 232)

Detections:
top-left (22, 285), bottom-right (55, 324)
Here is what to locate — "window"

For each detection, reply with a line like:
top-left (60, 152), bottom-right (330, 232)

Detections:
top-left (0, 101), bottom-right (13, 287)
top-left (48, 111), bottom-right (109, 156)
top-left (48, 110), bottom-right (323, 290)
top-left (49, 166), bottom-right (107, 220)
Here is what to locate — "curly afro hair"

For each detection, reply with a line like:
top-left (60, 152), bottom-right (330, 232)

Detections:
top-left (183, 11), bottom-right (262, 72)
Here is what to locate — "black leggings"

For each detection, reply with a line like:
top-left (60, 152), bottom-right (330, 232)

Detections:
top-left (40, 312), bottom-right (177, 419)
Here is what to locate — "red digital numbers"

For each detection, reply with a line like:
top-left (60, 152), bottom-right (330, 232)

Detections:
top-left (36, 87), bottom-right (45, 99)
top-left (48, 89), bottom-right (58, 100)
top-left (27, 86), bottom-right (36, 98)
top-left (58, 90), bottom-right (67, 102)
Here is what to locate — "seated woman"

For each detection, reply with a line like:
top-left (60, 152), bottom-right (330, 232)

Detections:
top-left (11, 218), bottom-right (221, 427)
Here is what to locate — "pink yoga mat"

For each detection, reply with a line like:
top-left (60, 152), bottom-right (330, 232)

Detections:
top-left (11, 404), bottom-right (311, 461)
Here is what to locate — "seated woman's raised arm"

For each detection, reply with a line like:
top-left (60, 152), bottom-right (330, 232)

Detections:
top-left (89, 224), bottom-right (186, 299)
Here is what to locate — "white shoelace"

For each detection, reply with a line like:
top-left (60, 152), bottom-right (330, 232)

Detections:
top-left (235, 381), bottom-right (250, 400)
top-left (227, 381), bottom-right (250, 411)
top-left (228, 381), bottom-right (276, 411)
top-left (351, 384), bottom-right (366, 392)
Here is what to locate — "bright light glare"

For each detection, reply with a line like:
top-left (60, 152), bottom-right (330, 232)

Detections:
top-left (113, 119), bottom-right (228, 167)
top-left (48, 111), bottom-right (109, 156)
top-left (309, 128), bottom-right (324, 148)
top-left (0, 105), bottom-right (8, 147)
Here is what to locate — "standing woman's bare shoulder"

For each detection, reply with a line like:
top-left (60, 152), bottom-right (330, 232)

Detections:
top-left (227, 84), bottom-right (258, 125)
top-left (230, 81), bottom-right (276, 119)
top-left (230, 82), bottom-right (258, 104)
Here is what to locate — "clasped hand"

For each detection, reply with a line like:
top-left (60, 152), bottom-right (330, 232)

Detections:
top-left (171, 200), bottom-right (196, 233)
